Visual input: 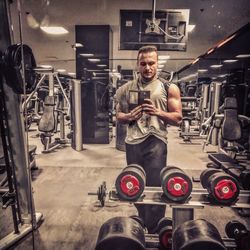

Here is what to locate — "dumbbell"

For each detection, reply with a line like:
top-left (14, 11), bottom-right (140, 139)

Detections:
top-left (157, 217), bottom-right (172, 250)
top-left (115, 164), bottom-right (146, 201)
top-left (200, 168), bottom-right (240, 205)
top-left (160, 166), bottom-right (192, 202)
top-left (173, 219), bottom-right (226, 250)
top-left (225, 220), bottom-right (250, 250)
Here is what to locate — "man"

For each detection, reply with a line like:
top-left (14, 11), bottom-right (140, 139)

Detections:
top-left (116, 45), bottom-right (182, 232)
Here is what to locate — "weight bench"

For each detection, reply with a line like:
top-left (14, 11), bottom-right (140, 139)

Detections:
top-left (208, 153), bottom-right (250, 190)
top-left (207, 97), bottom-right (250, 190)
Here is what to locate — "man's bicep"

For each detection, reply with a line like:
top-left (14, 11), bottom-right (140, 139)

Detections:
top-left (167, 85), bottom-right (182, 113)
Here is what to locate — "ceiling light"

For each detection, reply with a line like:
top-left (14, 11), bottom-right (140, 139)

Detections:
top-left (191, 58), bottom-right (200, 65)
top-left (80, 53), bottom-right (94, 57)
top-left (158, 60), bottom-right (167, 64)
top-left (38, 64), bottom-right (53, 69)
top-left (236, 54), bottom-right (250, 58)
top-left (40, 26), bottom-right (69, 35)
top-left (187, 24), bottom-right (195, 32)
top-left (157, 64), bottom-right (165, 69)
top-left (97, 64), bottom-right (107, 67)
top-left (218, 74), bottom-right (227, 77)
top-left (198, 69), bottom-right (208, 72)
top-left (223, 59), bottom-right (238, 63)
top-left (158, 55), bottom-right (170, 60)
top-left (68, 72), bottom-right (76, 76)
top-left (57, 69), bottom-right (66, 72)
top-left (104, 69), bottom-right (111, 72)
top-left (75, 43), bottom-right (83, 47)
top-left (210, 64), bottom-right (223, 68)
top-left (88, 58), bottom-right (101, 62)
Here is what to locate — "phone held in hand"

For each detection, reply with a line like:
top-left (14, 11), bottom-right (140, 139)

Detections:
top-left (129, 90), bottom-right (150, 110)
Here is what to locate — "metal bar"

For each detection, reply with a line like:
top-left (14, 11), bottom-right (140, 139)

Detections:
top-left (71, 79), bottom-right (83, 151)
top-left (108, 187), bottom-right (250, 208)
top-left (152, 0), bottom-right (156, 21)
top-left (21, 74), bottom-right (46, 111)
top-left (173, 207), bottom-right (194, 229)
top-left (0, 212), bottom-right (43, 250)
top-left (55, 73), bottom-right (70, 109)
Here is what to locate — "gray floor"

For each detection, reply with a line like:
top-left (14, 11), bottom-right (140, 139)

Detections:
top-left (1, 126), bottom-right (249, 250)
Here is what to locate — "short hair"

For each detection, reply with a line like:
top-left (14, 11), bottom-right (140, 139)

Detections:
top-left (137, 45), bottom-right (158, 62)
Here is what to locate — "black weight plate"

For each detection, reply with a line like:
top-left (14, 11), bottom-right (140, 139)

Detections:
top-left (157, 217), bottom-right (172, 232)
top-left (200, 168), bottom-right (222, 189)
top-left (225, 220), bottom-right (247, 239)
top-left (208, 172), bottom-right (240, 205)
top-left (3, 44), bottom-right (37, 94)
top-left (161, 169), bottom-right (192, 202)
top-left (123, 164), bottom-right (146, 179)
top-left (160, 166), bottom-right (180, 183)
top-left (115, 168), bottom-right (145, 201)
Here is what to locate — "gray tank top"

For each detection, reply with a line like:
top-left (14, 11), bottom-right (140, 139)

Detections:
top-left (116, 77), bottom-right (169, 144)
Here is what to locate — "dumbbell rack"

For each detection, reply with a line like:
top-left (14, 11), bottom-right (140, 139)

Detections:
top-left (108, 187), bottom-right (250, 226)
top-left (105, 186), bottom-right (250, 249)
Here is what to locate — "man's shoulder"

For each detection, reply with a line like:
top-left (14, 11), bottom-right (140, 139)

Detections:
top-left (117, 79), bottom-right (136, 93)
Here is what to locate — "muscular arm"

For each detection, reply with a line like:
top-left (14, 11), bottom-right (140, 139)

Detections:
top-left (142, 84), bottom-right (183, 126)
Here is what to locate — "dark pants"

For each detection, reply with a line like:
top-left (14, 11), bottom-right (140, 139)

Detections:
top-left (125, 135), bottom-right (167, 233)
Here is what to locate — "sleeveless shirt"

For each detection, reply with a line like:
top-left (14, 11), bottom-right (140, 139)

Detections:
top-left (116, 77), bottom-right (169, 144)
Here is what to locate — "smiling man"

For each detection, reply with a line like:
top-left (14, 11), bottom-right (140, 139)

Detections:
top-left (116, 45), bottom-right (182, 232)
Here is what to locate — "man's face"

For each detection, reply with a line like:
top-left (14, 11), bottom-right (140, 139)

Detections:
top-left (137, 51), bottom-right (158, 82)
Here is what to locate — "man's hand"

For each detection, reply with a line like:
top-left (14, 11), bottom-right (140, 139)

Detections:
top-left (130, 105), bottom-right (143, 121)
top-left (141, 99), bottom-right (161, 116)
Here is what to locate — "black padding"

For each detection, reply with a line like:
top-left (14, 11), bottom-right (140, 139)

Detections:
top-left (38, 96), bottom-right (56, 132)
top-left (221, 97), bottom-right (241, 141)
top-left (221, 110), bottom-right (241, 141)
top-left (208, 153), bottom-right (237, 165)
top-left (224, 97), bottom-right (237, 109)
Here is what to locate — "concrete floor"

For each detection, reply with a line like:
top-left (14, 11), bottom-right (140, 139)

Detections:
top-left (1, 125), bottom-right (250, 250)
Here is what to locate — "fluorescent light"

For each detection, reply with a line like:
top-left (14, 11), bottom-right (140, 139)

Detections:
top-left (223, 59), bottom-right (238, 63)
top-left (38, 64), bottom-right (53, 69)
top-left (97, 64), bottom-right (107, 67)
top-left (40, 26), bottom-right (69, 35)
top-left (236, 54), bottom-right (250, 58)
top-left (57, 69), bottom-right (66, 72)
top-left (80, 53), bottom-right (94, 57)
top-left (104, 69), bottom-right (111, 72)
top-left (187, 24), bottom-right (195, 32)
top-left (75, 43), bottom-right (83, 47)
top-left (198, 69), bottom-right (208, 72)
top-left (218, 74), bottom-right (227, 78)
top-left (158, 60), bottom-right (167, 64)
top-left (159, 55), bottom-right (170, 60)
top-left (68, 72), bottom-right (76, 76)
top-left (210, 64), bottom-right (223, 68)
top-left (88, 58), bottom-right (101, 62)
top-left (157, 64), bottom-right (165, 69)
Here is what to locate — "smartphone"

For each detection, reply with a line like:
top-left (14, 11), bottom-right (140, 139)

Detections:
top-left (129, 90), bottom-right (150, 110)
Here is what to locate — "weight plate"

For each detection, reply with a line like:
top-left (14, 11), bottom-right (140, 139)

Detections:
top-left (200, 168), bottom-right (222, 189)
top-left (115, 166), bottom-right (145, 201)
top-left (161, 167), bottom-right (192, 202)
top-left (209, 172), bottom-right (240, 205)
top-left (225, 220), bottom-right (247, 239)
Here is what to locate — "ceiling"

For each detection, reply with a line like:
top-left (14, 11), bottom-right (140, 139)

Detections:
top-left (8, 0), bottom-right (250, 77)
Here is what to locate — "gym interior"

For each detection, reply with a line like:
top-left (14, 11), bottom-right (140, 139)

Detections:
top-left (0, 0), bottom-right (250, 249)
